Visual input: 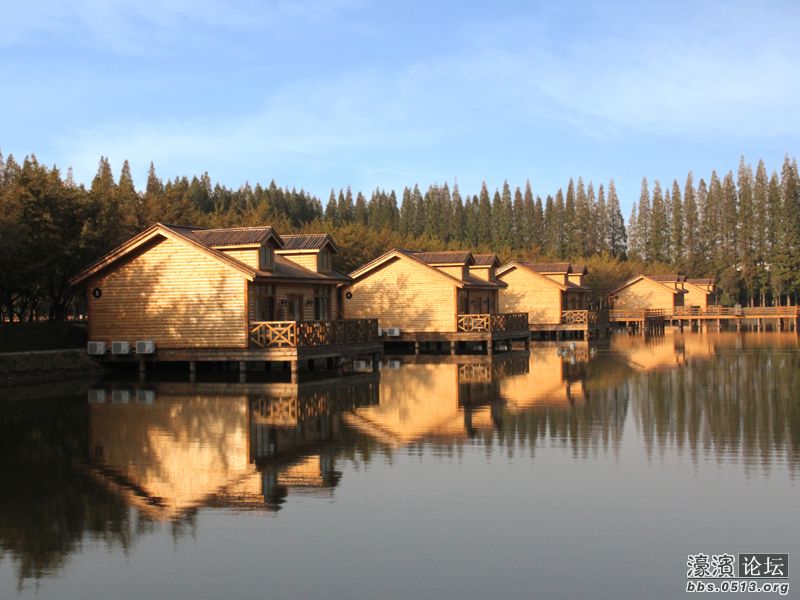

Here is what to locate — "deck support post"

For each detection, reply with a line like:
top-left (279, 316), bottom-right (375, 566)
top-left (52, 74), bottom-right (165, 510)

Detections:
top-left (138, 359), bottom-right (146, 382)
top-left (487, 340), bottom-right (494, 356)
top-left (239, 360), bottom-right (247, 383)
top-left (450, 341), bottom-right (457, 355)
top-left (290, 360), bottom-right (299, 384)
top-left (524, 337), bottom-right (530, 351)
top-left (414, 341), bottom-right (420, 355)
top-left (372, 354), bottom-right (380, 372)
top-left (188, 360), bottom-right (196, 382)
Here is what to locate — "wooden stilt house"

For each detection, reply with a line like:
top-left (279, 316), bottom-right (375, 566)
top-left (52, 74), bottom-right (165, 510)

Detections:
top-left (342, 249), bottom-right (528, 354)
top-left (69, 223), bottom-right (380, 379)
top-left (495, 261), bottom-right (602, 339)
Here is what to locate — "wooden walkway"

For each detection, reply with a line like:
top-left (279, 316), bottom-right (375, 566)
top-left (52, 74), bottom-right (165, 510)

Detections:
top-left (669, 306), bottom-right (800, 331)
top-left (608, 309), bottom-right (667, 336)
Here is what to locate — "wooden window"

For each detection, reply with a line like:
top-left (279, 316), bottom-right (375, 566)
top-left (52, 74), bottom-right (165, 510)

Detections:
top-left (314, 286), bottom-right (331, 321)
top-left (259, 246), bottom-right (274, 271)
top-left (318, 251), bottom-right (331, 273)
top-left (458, 290), bottom-right (468, 314)
top-left (256, 285), bottom-right (275, 321)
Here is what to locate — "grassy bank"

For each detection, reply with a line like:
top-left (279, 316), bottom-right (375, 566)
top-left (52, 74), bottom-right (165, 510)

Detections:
top-left (0, 323), bottom-right (88, 353)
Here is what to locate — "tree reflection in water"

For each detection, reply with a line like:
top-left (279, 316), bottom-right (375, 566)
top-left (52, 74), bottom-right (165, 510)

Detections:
top-left (2, 332), bottom-right (799, 588)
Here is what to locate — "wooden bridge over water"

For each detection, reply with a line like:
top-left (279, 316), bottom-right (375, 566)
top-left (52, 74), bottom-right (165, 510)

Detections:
top-left (609, 306), bottom-right (800, 335)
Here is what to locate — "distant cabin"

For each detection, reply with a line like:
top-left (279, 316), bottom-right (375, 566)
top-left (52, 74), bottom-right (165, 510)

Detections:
top-left (69, 223), bottom-right (357, 352)
top-left (495, 261), bottom-right (590, 327)
top-left (608, 274), bottom-right (687, 316)
top-left (683, 278), bottom-right (716, 308)
top-left (344, 250), bottom-right (503, 333)
top-left (342, 250), bottom-right (528, 346)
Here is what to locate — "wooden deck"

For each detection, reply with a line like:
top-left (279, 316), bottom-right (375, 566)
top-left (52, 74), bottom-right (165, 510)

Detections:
top-left (99, 318), bottom-right (383, 383)
top-left (529, 310), bottom-right (610, 340)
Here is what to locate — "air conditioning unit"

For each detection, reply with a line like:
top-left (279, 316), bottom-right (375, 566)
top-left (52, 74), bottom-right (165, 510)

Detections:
top-left (352, 360), bottom-right (369, 371)
top-left (87, 389), bottom-right (107, 403)
top-left (111, 341), bottom-right (130, 355)
top-left (386, 359), bottom-right (401, 370)
top-left (87, 341), bottom-right (106, 355)
top-left (111, 389), bottom-right (131, 404)
top-left (136, 389), bottom-right (156, 404)
top-left (377, 327), bottom-right (383, 337)
top-left (385, 327), bottom-right (401, 337)
top-left (136, 340), bottom-right (156, 354)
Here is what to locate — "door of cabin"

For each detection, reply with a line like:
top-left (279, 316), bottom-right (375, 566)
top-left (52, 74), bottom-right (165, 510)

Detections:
top-left (286, 295), bottom-right (303, 322)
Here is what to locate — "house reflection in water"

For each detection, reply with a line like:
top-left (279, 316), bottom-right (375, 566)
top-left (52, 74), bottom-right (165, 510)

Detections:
top-left (86, 375), bottom-right (379, 519)
top-left (343, 355), bottom-right (530, 446)
top-left (500, 348), bottom-right (587, 410)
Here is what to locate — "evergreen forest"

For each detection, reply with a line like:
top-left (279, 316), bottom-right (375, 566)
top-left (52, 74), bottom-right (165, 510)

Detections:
top-left (1, 151), bottom-right (799, 321)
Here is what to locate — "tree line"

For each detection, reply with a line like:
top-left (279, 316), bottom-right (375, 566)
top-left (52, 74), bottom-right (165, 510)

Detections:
top-left (0, 150), bottom-right (797, 321)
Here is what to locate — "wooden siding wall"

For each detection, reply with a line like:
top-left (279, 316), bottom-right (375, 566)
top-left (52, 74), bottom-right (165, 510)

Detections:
top-left (683, 284), bottom-right (710, 308)
top-left (88, 236), bottom-right (247, 348)
top-left (544, 273), bottom-right (567, 285)
top-left (278, 252), bottom-right (318, 273)
top-left (567, 274), bottom-right (583, 286)
top-left (497, 268), bottom-right (562, 325)
top-left (343, 257), bottom-right (457, 332)
top-left (435, 265), bottom-right (466, 281)
top-left (247, 283), bottom-right (338, 321)
top-left (468, 266), bottom-right (493, 281)
top-left (220, 248), bottom-right (260, 270)
top-left (613, 279), bottom-right (676, 313)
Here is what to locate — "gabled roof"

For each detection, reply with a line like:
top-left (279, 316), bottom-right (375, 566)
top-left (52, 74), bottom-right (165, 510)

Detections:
top-left (472, 253), bottom-right (500, 267)
top-left (69, 223), bottom-right (349, 286)
top-left (570, 263), bottom-right (588, 275)
top-left (280, 233), bottom-right (340, 254)
top-left (526, 262), bottom-right (572, 274)
top-left (411, 251), bottom-right (474, 266)
top-left (69, 223), bottom-right (258, 286)
top-left (182, 226), bottom-right (284, 248)
top-left (495, 261), bottom-right (567, 292)
top-left (349, 249), bottom-right (503, 289)
top-left (608, 275), bottom-right (686, 296)
top-left (646, 274), bottom-right (685, 283)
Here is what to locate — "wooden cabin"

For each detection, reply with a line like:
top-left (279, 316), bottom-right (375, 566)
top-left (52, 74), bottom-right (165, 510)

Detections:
top-left (683, 278), bottom-right (715, 309)
top-left (342, 249), bottom-right (529, 354)
top-left (495, 261), bottom-right (600, 339)
top-left (608, 274), bottom-right (686, 317)
top-left (69, 223), bottom-right (380, 380)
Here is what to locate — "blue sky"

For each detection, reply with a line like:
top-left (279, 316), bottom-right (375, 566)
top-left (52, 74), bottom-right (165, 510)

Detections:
top-left (2, 0), bottom-right (799, 214)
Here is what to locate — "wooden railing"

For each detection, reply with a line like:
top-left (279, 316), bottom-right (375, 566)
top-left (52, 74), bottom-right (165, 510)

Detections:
top-left (561, 309), bottom-right (609, 326)
top-left (249, 319), bottom-right (378, 348)
top-left (673, 305), bottom-right (800, 318)
top-left (457, 312), bottom-right (528, 333)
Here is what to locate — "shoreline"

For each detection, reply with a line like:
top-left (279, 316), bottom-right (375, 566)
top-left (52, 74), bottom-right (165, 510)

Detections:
top-left (0, 349), bottom-right (103, 388)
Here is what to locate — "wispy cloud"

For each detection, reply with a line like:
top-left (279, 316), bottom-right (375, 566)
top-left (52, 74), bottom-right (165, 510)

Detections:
top-left (1, 0), bottom-right (364, 55)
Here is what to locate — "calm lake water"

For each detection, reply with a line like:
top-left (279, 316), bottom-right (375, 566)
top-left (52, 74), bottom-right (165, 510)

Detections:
top-left (1, 332), bottom-right (798, 599)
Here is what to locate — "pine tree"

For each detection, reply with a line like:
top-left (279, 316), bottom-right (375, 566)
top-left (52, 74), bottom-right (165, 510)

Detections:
top-left (354, 191), bottom-right (368, 225)
top-left (606, 180), bottom-right (626, 258)
top-left (683, 172), bottom-right (699, 271)
top-left (532, 195), bottom-right (545, 251)
top-left (737, 158), bottom-right (757, 303)
top-left (636, 177), bottom-right (651, 261)
top-left (669, 180), bottom-right (683, 265)
top-left (477, 182), bottom-right (492, 245)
